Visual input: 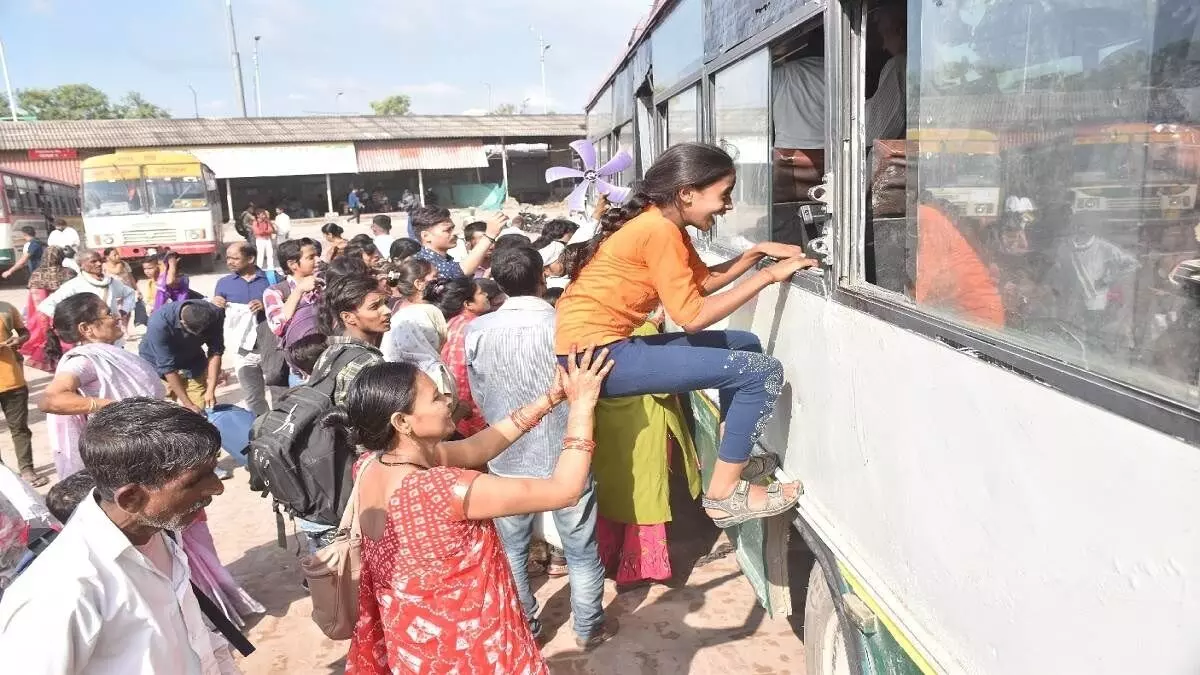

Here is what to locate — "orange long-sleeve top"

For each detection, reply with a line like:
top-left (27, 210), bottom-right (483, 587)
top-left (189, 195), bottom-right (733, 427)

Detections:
top-left (555, 207), bottom-right (709, 354)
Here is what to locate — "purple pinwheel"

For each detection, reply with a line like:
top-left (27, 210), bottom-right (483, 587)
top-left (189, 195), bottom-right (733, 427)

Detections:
top-left (545, 139), bottom-right (632, 211)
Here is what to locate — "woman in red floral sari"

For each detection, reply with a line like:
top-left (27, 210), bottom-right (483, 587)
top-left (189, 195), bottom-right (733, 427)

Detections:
top-left (331, 346), bottom-right (612, 675)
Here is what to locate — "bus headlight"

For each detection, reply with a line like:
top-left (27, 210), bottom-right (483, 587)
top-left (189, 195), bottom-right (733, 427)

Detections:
top-left (102, 235), bottom-right (115, 245)
top-left (187, 229), bottom-right (205, 240)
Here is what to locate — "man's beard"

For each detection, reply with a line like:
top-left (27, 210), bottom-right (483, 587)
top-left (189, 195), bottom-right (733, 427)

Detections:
top-left (137, 496), bottom-right (212, 531)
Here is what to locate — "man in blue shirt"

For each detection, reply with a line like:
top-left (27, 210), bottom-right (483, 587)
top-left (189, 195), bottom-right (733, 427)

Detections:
top-left (346, 187), bottom-right (362, 224)
top-left (412, 206), bottom-right (506, 280)
top-left (139, 300), bottom-right (224, 415)
top-left (211, 242), bottom-right (282, 415)
top-left (1, 227), bottom-right (44, 280)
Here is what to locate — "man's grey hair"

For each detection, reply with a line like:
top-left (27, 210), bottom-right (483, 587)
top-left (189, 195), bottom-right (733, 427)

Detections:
top-left (80, 398), bottom-right (221, 501)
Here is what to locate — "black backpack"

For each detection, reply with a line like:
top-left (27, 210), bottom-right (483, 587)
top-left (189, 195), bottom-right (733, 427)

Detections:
top-left (246, 342), bottom-right (379, 527)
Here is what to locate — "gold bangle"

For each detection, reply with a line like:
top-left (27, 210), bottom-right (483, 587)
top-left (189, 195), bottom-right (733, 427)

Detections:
top-left (562, 437), bottom-right (596, 454)
top-left (87, 398), bottom-right (98, 414)
top-left (510, 400), bottom-right (551, 433)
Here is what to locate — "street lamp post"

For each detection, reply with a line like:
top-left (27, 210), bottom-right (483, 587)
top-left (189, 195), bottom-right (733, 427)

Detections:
top-left (187, 84), bottom-right (199, 118)
top-left (530, 26), bottom-right (550, 114)
top-left (252, 35), bottom-right (262, 116)
top-left (484, 82), bottom-right (492, 112)
top-left (224, 0), bottom-right (248, 117)
top-left (0, 38), bottom-right (18, 122)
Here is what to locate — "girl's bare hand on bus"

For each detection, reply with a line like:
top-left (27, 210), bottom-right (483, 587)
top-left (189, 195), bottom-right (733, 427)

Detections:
top-left (762, 256), bottom-right (819, 283)
top-left (752, 242), bottom-right (806, 260)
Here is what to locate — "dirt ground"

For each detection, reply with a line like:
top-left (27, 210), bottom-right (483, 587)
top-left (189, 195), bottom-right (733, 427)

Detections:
top-left (0, 218), bottom-right (812, 674)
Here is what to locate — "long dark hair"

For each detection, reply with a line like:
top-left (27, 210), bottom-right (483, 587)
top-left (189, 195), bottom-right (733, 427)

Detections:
top-left (319, 273), bottom-right (384, 335)
top-left (564, 142), bottom-right (735, 280)
top-left (323, 362), bottom-right (420, 451)
top-left (47, 293), bottom-right (108, 363)
top-left (529, 218), bottom-right (579, 250)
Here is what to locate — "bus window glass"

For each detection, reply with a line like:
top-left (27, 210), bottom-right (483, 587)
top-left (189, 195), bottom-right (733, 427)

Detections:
top-left (589, 87), bottom-right (613, 140)
top-left (713, 49), bottom-right (771, 249)
top-left (665, 86), bottom-right (699, 146)
top-left (636, 97), bottom-right (656, 175)
top-left (864, 0), bottom-right (1200, 407)
top-left (651, 0), bottom-right (703, 92)
top-left (145, 165), bottom-right (208, 212)
top-left (613, 124), bottom-right (635, 187)
top-left (82, 166), bottom-right (144, 216)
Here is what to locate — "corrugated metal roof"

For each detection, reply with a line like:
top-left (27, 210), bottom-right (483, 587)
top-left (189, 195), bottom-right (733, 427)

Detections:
top-left (356, 140), bottom-right (489, 172)
top-left (0, 114), bottom-right (586, 151)
top-left (0, 155), bottom-right (83, 184)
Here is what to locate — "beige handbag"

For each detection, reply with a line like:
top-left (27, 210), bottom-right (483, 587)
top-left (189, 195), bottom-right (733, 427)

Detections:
top-left (299, 454), bottom-right (377, 640)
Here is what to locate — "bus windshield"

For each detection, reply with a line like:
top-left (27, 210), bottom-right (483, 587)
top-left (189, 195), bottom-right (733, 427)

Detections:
top-left (82, 166), bottom-right (144, 217)
top-left (146, 175), bottom-right (208, 212)
top-left (83, 163), bottom-right (209, 216)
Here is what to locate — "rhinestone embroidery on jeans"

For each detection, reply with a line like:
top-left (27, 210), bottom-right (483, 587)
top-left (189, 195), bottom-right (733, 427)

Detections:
top-left (724, 350), bottom-right (785, 444)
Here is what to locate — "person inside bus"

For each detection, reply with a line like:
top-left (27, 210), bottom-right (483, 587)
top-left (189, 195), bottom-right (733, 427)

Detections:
top-left (865, 0), bottom-right (907, 146)
top-left (556, 143), bottom-right (818, 528)
top-left (912, 195), bottom-right (1005, 329)
top-left (1, 227), bottom-right (45, 281)
top-left (772, 35), bottom-right (826, 205)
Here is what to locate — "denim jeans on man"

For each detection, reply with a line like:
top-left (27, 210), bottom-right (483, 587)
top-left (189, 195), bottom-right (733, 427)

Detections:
top-left (493, 477), bottom-right (605, 638)
top-left (465, 295), bottom-right (606, 640)
top-left (559, 329), bottom-right (782, 463)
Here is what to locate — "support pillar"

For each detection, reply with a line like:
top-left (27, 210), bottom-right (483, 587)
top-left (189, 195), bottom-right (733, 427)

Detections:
top-left (417, 168), bottom-right (426, 207)
top-left (325, 174), bottom-right (334, 216)
top-left (225, 179), bottom-right (234, 224)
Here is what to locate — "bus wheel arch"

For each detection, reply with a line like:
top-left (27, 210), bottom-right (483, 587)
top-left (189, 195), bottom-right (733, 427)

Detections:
top-left (805, 561), bottom-right (855, 675)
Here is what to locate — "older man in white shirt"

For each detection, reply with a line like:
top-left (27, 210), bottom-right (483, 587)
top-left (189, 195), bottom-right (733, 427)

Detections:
top-left (0, 398), bottom-right (239, 674)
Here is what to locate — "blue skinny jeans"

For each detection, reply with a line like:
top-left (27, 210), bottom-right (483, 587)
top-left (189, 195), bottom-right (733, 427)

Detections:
top-left (561, 330), bottom-right (783, 464)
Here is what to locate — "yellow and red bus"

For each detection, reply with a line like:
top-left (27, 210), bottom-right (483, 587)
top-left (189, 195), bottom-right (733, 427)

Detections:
top-left (80, 150), bottom-right (223, 269)
top-left (0, 168), bottom-right (81, 271)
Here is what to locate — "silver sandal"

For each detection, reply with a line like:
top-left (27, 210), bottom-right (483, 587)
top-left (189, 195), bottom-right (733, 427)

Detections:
top-left (701, 479), bottom-right (802, 529)
top-left (740, 453), bottom-right (780, 482)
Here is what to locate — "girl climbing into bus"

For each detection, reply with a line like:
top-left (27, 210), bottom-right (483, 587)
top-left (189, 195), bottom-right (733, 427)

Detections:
top-left (556, 141), bottom-right (818, 527)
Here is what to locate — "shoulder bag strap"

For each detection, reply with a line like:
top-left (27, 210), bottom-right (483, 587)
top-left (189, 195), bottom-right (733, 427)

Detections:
top-left (339, 453), bottom-right (379, 535)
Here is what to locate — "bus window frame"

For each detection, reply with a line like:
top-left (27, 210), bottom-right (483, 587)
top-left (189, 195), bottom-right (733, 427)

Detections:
top-left (824, 0), bottom-right (1200, 445)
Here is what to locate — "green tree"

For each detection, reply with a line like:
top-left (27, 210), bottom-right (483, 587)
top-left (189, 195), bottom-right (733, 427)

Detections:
top-left (369, 94), bottom-right (412, 116)
top-left (114, 91), bottom-right (170, 119)
top-left (19, 84), bottom-right (114, 120)
top-left (0, 84), bottom-right (170, 120)
top-left (489, 103), bottom-right (517, 115)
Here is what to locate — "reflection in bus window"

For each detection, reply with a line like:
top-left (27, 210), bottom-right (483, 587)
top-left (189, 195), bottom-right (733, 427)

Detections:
top-left (865, 0), bottom-right (1200, 407)
top-left (713, 49), bottom-right (771, 249)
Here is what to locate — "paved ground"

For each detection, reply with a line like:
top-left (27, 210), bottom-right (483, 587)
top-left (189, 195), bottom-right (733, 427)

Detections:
top-left (0, 218), bottom-right (812, 674)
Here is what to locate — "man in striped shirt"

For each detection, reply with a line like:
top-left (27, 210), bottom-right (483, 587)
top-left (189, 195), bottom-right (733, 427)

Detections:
top-left (464, 246), bottom-right (613, 650)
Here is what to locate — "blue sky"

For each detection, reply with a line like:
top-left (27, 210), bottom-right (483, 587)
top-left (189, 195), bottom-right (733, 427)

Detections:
top-left (1, 0), bottom-right (651, 117)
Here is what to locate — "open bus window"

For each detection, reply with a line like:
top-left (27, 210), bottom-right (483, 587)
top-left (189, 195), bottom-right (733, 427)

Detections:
top-left (712, 49), bottom-right (771, 249)
top-left (863, 0), bottom-right (1200, 408)
top-left (771, 24), bottom-right (827, 249)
